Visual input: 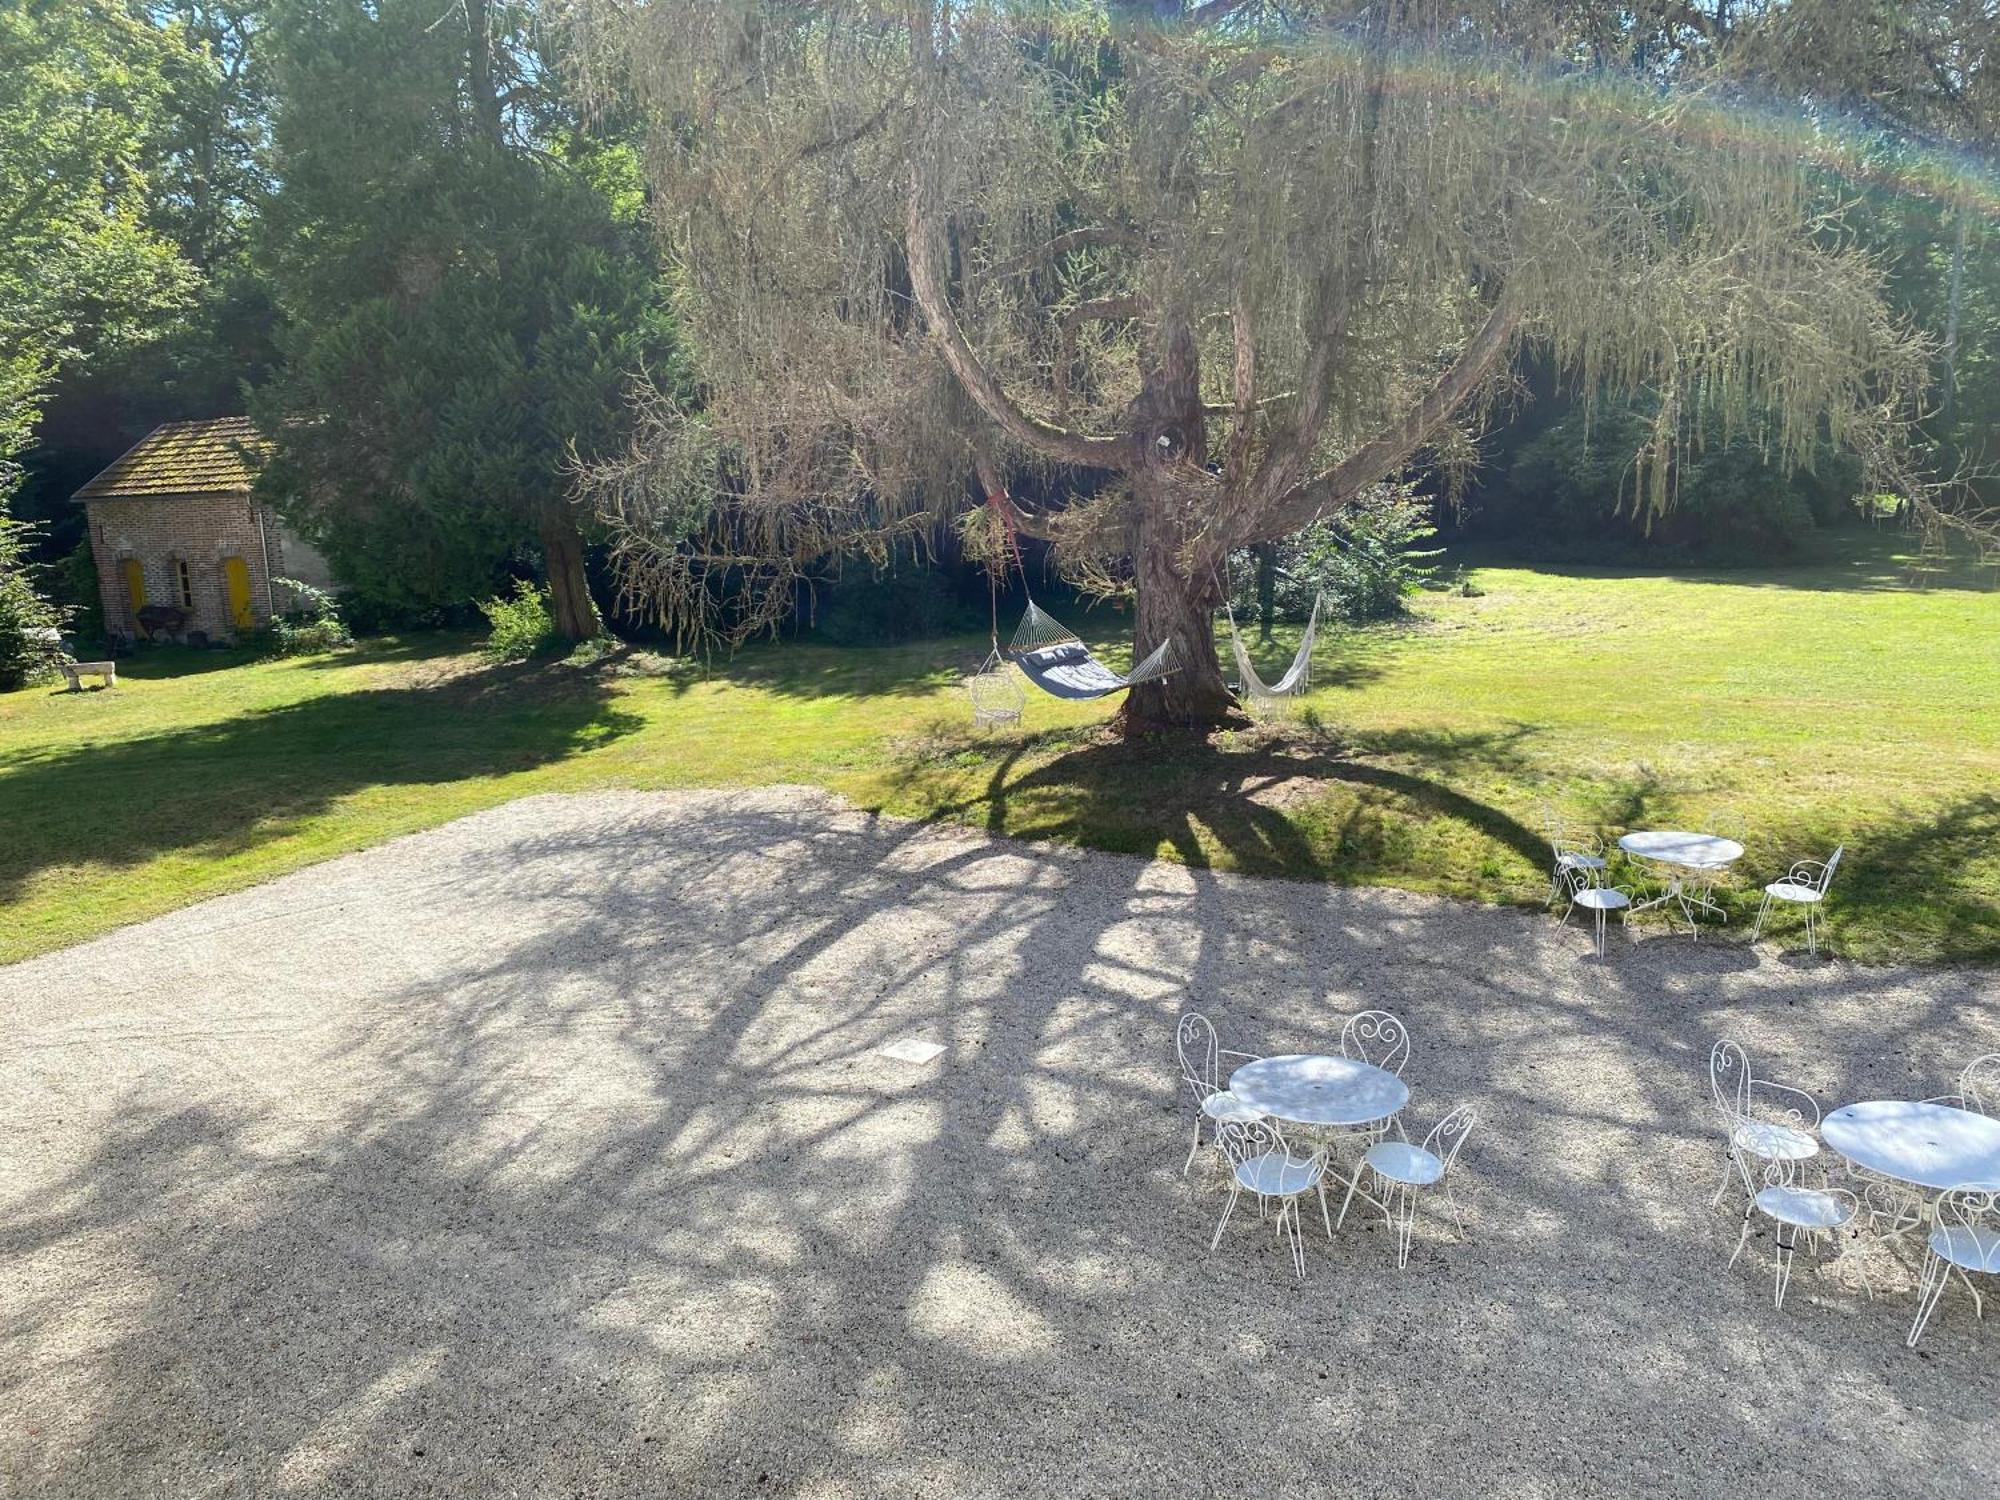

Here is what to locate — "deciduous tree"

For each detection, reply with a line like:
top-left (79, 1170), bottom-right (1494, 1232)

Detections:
top-left (570, 0), bottom-right (1933, 727)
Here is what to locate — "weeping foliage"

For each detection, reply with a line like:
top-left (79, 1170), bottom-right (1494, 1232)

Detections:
top-left (564, 0), bottom-right (1930, 656)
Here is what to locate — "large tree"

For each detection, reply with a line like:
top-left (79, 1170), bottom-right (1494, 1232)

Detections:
top-left (570, 0), bottom-right (1929, 727)
top-left (256, 0), bottom-right (676, 638)
top-left (0, 0), bottom-right (196, 503)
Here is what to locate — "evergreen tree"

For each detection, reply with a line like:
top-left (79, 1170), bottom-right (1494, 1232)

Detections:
top-left (254, 0), bottom-right (677, 636)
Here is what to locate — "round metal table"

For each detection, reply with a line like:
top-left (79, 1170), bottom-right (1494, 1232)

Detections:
top-left (1618, 830), bottom-right (1744, 935)
top-left (1823, 1100), bottom-right (2000, 1193)
top-left (1228, 1053), bottom-right (1409, 1129)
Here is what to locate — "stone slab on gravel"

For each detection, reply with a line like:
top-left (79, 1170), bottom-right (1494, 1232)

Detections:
top-left (1, 787), bottom-right (1995, 1498)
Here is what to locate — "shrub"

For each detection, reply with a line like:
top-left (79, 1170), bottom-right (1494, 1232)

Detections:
top-left (1229, 485), bottom-right (1442, 626)
top-left (479, 578), bottom-right (558, 660)
top-left (0, 517), bottom-right (72, 691)
top-left (255, 577), bottom-right (354, 657)
top-left (1306, 488), bottom-right (1444, 621)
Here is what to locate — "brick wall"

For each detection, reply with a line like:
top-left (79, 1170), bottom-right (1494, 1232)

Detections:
top-left (84, 493), bottom-right (281, 643)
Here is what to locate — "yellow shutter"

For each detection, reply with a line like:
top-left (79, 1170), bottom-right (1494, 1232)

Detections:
top-left (122, 558), bottom-right (147, 617)
top-left (223, 556), bottom-right (254, 629)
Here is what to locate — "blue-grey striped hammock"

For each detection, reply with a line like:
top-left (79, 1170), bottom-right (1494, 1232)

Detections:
top-left (1008, 602), bottom-right (1178, 701)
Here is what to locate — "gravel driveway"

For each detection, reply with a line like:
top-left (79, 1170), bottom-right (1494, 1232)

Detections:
top-left (1, 787), bottom-right (1995, 1498)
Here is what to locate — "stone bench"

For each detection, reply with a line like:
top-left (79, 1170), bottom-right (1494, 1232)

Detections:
top-left (61, 661), bottom-right (118, 692)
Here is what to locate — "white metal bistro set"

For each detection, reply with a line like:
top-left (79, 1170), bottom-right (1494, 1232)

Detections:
top-left (1710, 1039), bottom-right (2000, 1346)
top-left (1541, 805), bottom-right (1842, 956)
top-left (1177, 1010), bottom-right (1474, 1280)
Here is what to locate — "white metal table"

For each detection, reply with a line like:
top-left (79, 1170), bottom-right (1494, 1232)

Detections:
top-left (1824, 1100), bottom-right (2000, 1250)
top-left (1823, 1101), bottom-right (2000, 1191)
top-left (1618, 830), bottom-right (1744, 935)
top-left (1228, 1053), bottom-right (1410, 1130)
top-left (1229, 1054), bottom-right (1411, 1213)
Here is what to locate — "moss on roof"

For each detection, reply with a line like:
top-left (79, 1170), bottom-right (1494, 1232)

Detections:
top-left (73, 417), bottom-right (269, 501)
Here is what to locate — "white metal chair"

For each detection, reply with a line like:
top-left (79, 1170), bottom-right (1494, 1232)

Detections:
top-left (1750, 845), bottom-right (1843, 955)
top-left (1327, 1009), bottom-right (1412, 1152)
top-left (1727, 1158), bottom-right (1866, 1310)
top-left (1338, 1009), bottom-right (1411, 1078)
top-left (1926, 1053), bottom-right (2000, 1117)
top-left (1209, 1118), bottom-right (1332, 1280)
top-left (1908, 1185), bottom-right (2000, 1348)
top-left (1175, 1011), bottom-right (1264, 1177)
top-left (1539, 807), bottom-right (1608, 905)
top-left (1556, 862), bottom-right (1631, 957)
top-left (1708, 1039), bottom-right (1821, 1208)
top-left (1337, 1103), bottom-right (1476, 1268)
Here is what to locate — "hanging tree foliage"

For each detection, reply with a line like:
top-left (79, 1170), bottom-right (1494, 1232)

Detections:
top-left (567, 0), bottom-right (1932, 728)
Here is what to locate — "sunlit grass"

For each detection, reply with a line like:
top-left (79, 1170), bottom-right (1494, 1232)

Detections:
top-left (2, 535), bottom-right (1994, 965)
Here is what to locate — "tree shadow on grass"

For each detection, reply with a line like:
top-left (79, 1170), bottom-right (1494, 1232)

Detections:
top-left (1771, 794), bottom-right (2000, 964)
top-left (0, 661), bottom-right (645, 908)
top-left (883, 723), bottom-right (1545, 883)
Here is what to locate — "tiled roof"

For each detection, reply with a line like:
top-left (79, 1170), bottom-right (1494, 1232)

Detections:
top-left (72, 417), bottom-right (270, 501)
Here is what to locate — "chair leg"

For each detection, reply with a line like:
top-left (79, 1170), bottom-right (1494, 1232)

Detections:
top-left (1728, 1204), bottom-right (1755, 1269)
top-left (1772, 1222), bottom-right (1797, 1309)
top-left (1710, 1149), bottom-right (1737, 1208)
top-left (1443, 1179), bottom-right (1469, 1240)
top-left (1317, 1177), bottom-right (1334, 1241)
top-left (1210, 1185), bottom-right (1241, 1252)
top-left (1752, 892), bottom-right (1772, 941)
top-left (1909, 1253), bottom-right (1951, 1348)
top-left (1393, 1186), bottom-right (1418, 1269)
top-left (1957, 1264), bottom-right (1984, 1320)
top-left (1183, 1114), bottom-right (1203, 1178)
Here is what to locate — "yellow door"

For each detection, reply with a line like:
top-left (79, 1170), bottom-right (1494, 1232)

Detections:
top-left (223, 556), bottom-right (254, 629)
top-left (121, 558), bottom-right (147, 622)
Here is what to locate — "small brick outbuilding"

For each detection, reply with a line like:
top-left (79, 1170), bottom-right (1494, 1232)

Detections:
top-left (72, 417), bottom-right (338, 644)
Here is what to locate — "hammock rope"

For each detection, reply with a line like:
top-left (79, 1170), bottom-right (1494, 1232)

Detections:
top-left (1224, 593), bottom-right (1324, 708)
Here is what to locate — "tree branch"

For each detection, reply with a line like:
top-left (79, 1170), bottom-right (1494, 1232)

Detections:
top-left (1221, 278), bottom-right (1257, 485)
top-left (1246, 295), bottom-right (1524, 543)
top-left (1055, 294), bottom-right (1142, 416)
top-left (974, 226), bottom-right (1138, 285)
top-left (904, 183), bottom-right (1129, 470)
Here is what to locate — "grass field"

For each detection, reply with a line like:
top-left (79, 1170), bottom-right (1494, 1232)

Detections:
top-left (2, 535), bottom-right (1994, 966)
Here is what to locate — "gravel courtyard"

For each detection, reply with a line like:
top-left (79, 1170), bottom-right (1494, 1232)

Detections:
top-left (2, 787), bottom-right (1995, 1498)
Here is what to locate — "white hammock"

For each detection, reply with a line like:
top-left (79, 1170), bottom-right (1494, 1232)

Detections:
top-left (1008, 602), bottom-right (1178, 701)
top-left (1224, 594), bottom-right (1324, 707)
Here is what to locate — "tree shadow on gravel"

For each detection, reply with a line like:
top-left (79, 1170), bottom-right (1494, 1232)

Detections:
top-left (2, 795), bottom-right (1996, 1496)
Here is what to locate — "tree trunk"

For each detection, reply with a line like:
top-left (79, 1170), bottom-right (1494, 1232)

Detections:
top-left (540, 512), bottom-right (599, 642)
top-left (1117, 312), bottom-right (1243, 732)
top-left (1942, 199), bottom-right (1968, 430)
top-left (1119, 474), bottom-right (1242, 732)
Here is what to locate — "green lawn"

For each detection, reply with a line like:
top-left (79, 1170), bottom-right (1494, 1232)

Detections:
top-left (3, 535), bottom-right (1995, 966)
